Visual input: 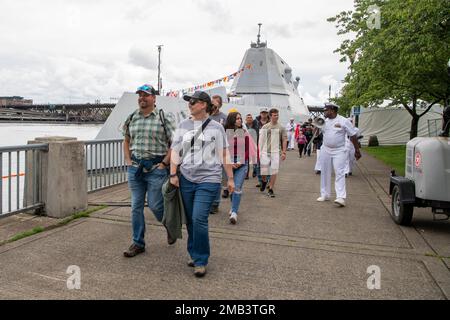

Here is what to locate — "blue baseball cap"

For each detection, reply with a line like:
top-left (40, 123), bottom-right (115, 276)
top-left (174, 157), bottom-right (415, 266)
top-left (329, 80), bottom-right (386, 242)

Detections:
top-left (136, 84), bottom-right (157, 95)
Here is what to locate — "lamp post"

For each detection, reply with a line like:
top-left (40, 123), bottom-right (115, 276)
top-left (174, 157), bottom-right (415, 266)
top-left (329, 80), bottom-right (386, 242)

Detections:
top-left (157, 45), bottom-right (163, 95)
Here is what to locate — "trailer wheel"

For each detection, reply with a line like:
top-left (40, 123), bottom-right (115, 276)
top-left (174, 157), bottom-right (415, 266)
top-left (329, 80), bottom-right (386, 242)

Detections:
top-left (391, 185), bottom-right (414, 225)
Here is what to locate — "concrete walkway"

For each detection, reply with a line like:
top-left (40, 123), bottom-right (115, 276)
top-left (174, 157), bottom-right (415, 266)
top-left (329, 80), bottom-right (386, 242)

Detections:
top-left (0, 150), bottom-right (449, 299)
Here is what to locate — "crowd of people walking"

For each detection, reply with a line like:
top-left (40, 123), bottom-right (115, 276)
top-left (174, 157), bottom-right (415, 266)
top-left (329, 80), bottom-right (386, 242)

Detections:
top-left (121, 83), bottom-right (361, 278)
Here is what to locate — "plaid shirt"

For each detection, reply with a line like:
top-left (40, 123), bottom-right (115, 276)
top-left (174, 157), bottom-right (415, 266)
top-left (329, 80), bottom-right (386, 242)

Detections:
top-left (123, 107), bottom-right (175, 159)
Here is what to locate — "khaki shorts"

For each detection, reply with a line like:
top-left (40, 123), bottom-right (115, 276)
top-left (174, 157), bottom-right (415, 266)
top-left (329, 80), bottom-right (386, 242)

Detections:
top-left (260, 152), bottom-right (280, 175)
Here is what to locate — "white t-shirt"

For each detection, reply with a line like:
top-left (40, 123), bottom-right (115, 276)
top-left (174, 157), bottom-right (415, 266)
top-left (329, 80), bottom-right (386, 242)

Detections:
top-left (322, 115), bottom-right (358, 149)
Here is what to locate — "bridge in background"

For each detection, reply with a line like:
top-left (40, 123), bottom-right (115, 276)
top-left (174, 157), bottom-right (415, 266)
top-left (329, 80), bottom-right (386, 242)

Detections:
top-left (0, 104), bottom-right (115, 123)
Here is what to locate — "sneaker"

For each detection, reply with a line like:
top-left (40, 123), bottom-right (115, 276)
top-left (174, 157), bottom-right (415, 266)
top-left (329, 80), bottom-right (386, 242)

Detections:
top-left (245, 176), bottom-right (249, 180)
top-left (194, 266), bottom-right (207, 277)
top-left (255, 183), bottom-right (261, 188)
top-left (222, 189), bottom-right (229, 198)
top-left (348, 172), bottom-right (352, 176)
top-left (229, 212), bottom-right (237, 224)
top-left (187, 259), bottom-right (195, 267)
top-left (267, 189), bottom-right (275, 198)
top-left (252, 171), bottom-right (257, 178)
top-left (334, 198), bottom-right (346, 207)
top-left (259, 181), bottom-right (267, 192)
top-left (123, 244), bottom-right (145, 258)
top-left (316, 196), bottom-right (330, 202)
top-left (315, 170), bottom-right (321, 175)
top-left (210, 204), bottom-right (219, 214)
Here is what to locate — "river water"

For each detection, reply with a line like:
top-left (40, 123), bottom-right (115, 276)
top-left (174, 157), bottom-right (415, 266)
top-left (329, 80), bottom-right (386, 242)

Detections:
top-left (0, 123), bottom-right (103, 214)
top-left (0, 123), bottom-right (102, 147)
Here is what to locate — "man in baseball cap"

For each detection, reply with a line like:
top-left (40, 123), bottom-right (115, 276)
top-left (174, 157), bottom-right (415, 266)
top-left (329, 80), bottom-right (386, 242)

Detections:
top-left (136, 84), bottom-right (157, 96)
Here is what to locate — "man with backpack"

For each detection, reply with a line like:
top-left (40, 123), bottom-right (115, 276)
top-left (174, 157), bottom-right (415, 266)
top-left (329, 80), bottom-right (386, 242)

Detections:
top-left (122, 84), bottom-right (176, 258)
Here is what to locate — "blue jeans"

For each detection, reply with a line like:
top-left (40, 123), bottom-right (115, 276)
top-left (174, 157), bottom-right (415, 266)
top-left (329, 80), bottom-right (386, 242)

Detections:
top-left (128, 165), bottom-right (168, 248)
top-left (230, 164), bottom-right (248, 214)
top-left (180, 175), bottom-right (221, 267)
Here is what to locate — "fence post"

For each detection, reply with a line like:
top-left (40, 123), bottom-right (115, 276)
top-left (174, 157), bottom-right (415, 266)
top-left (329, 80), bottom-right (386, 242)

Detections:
top-left (26, 136), bottom-right (87, 218)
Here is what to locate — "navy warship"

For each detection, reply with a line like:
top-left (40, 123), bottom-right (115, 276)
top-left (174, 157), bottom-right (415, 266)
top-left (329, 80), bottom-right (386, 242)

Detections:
top-left (96, 25), bottom-right (309, 140)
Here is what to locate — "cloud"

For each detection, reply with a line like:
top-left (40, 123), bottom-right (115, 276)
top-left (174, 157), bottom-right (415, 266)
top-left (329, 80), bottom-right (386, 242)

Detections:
top-left (128, 46), bottom-right (157, 70)
top-left (0, 0), bottom-right (356, 104)
top-left (193, 0), bottom-right (234, 32)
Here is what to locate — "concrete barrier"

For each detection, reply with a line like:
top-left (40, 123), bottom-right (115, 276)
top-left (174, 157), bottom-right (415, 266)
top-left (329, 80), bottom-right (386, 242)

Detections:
top-left (26, 136), bottom-right (87, 218)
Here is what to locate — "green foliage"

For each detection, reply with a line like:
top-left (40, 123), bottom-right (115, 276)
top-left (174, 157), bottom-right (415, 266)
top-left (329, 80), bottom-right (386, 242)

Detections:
top-left (9, 227), bottom-right (44, 242)
top-left (329, 0), bottom-right (450, 138)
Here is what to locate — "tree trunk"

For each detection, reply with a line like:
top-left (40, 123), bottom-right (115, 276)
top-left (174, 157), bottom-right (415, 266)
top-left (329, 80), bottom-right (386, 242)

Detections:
top-left (410, 115), bottom-right (419, 140)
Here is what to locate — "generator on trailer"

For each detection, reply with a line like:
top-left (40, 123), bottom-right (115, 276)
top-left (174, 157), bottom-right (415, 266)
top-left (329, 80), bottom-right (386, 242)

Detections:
top-left (389, 106), bottom-right (450, 225)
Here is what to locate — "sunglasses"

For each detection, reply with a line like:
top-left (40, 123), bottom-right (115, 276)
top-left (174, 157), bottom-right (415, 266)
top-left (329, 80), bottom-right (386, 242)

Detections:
top-left (137, 85), bottom-right (155, 92)
top-left (189, 99), bottom-right (202, 106)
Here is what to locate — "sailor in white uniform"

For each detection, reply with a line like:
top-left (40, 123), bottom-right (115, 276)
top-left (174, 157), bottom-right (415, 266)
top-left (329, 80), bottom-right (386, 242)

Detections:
top-left (285, 118), bottom-right (296, 150)
top-left (317, 103), bottom-right (361, 207)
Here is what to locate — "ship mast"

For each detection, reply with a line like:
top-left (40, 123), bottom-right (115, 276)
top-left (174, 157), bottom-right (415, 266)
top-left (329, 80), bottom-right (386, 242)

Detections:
top-left (257, 23), bottom-right (262, 46)
top-left (251, 23), bottom-right (266, 48)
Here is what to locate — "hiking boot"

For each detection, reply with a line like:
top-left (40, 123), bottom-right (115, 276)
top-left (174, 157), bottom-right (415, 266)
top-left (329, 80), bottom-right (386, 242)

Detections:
top-left (229, 212), bottom-right (237, 224)
top-left (187, 259), bottom-right (195, 267)
top-left (259, 181), bottom-right (267, 192)
top-left (123, 244), bottom-right (145, 258)
top-left (194, 266), bottom-right (207, 277)
top-left (210, 204), bottom-right (219, 214)
top-left (222, 189), bottom-right (229, 198)
top-left (267, 189), bottom-right (275, 198)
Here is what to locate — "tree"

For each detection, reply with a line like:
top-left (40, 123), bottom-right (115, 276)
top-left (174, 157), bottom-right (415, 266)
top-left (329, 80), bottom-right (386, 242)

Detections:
top-left (328, 0), bottom-right (450, 139)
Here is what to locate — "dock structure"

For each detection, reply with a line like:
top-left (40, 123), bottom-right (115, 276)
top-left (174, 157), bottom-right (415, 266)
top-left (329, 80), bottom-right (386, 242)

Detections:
top-left (0, 151), bottom-right (449, 299)
top-left (0, 104), bottom-right (115, 123)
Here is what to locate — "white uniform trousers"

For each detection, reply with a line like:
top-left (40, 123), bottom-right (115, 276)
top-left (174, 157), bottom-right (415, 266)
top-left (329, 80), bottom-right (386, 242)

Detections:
top-left (345, 143), bottom-right (356, 175)
top-left (287, 131), bottom-right (295, 150)
top-left (315, 149), bottom-right (321, 171)
top-left (320, 146), bottom-right (347, 199)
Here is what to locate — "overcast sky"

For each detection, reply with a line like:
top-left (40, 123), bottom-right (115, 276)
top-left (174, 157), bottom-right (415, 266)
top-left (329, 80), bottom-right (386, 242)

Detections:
top-left (0, 0), bottom-right (355, 105)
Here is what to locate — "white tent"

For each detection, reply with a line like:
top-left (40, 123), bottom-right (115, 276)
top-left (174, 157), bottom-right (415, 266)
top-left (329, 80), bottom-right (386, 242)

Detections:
top-left (357, 107), bottom-right (443, 146)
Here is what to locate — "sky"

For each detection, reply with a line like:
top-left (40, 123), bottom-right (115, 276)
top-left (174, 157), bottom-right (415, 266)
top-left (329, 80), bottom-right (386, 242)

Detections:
top-left (0, 0), bottom-right (355, 105)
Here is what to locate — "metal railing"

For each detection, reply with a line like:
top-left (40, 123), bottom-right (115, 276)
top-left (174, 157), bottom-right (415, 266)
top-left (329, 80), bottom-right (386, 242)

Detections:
top-left (0, 144), bottom-right (48, 219)
top-left (428, 119), bottom-right (443, 137)
top-left (84, 139), bottom-right (127, 192)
